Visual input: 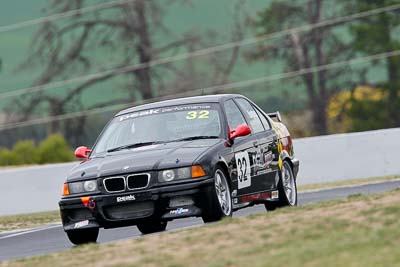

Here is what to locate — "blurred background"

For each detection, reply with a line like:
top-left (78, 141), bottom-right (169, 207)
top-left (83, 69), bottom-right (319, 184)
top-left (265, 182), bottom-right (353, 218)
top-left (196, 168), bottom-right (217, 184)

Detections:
top-left (0, 0), bottom-right (399, 165)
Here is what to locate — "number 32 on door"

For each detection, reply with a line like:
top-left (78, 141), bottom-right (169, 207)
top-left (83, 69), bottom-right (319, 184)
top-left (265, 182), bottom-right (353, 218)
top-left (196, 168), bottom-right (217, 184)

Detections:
top-left (235, 151), bottom-right (251, 189)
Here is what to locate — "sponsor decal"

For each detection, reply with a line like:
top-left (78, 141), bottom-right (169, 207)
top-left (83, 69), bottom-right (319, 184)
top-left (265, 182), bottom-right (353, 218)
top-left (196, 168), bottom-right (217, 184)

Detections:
top-left (256, 169), bottom-right (269, 175)
top-left (119, 105), bottom-right (212, 122)
top-left (161, 105), bottom-right (211, 113)
top-left (253, 147), bottom-right (264, 170)
top-left (120, 108), bottom-right (160, 121)
top-left (170, 208), bottom-right (189, 215)
top-left (169, 196), bottom-right (194, 207)
top-left (271, 191), bottom-right (279, 199)
top-left (241, 192), bottom-right (272, 203)
top-left (235, 151), bottom-right (251, 189)
top-left (117, 195), bottom-right (136, 202)
top-left (74, 220), bottom-right (89, 229)
top-left (263, 151), bottom-right (274, 168)
top-left (186, 110), bottom-right (210, 120)
top-left (232, 189), bottom-right (237, 197)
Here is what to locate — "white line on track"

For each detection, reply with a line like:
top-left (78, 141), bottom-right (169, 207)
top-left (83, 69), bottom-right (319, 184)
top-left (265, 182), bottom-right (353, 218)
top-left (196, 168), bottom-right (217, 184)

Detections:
top-left (0, 224), bottom-right (62, 240)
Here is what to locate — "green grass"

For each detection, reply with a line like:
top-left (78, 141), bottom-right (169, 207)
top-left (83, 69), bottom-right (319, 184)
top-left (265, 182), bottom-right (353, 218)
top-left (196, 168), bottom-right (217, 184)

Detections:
top-left (0, 211), bottom-right (60, 232)
top-left (3, 189), bottom-right (400, 267)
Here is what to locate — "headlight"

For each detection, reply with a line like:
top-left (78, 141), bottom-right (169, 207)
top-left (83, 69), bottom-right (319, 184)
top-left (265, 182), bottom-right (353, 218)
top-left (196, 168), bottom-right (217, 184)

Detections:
top-left (66, 180), bottom-right (98, 195)
top-left (162, 170), bottom-right (175, 181)
top-left (84, 180), bottom-right (97, 192)
top-left (69, 182), bottom-right (84, 194)
top-left (158, 166), bottom-right (205, 183)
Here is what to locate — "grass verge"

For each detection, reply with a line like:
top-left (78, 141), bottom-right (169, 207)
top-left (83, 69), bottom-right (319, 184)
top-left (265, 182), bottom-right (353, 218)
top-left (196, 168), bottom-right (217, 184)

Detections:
top-left (297, 175), bottom-right (399, 191)
top-left (3, 189), bottom-right (400, 267)
top-left (0, 211), bottom-right (60, 232)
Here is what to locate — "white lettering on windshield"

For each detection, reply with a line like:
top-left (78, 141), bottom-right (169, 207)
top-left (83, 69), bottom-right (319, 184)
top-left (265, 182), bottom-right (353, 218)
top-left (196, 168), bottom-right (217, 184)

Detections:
top-left (119, 105), bottom-right (212, 122)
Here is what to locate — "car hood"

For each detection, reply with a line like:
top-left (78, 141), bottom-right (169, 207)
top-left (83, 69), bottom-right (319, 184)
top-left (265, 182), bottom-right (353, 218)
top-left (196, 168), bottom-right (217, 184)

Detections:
top-left (67, 139), bottom-right (222, 181)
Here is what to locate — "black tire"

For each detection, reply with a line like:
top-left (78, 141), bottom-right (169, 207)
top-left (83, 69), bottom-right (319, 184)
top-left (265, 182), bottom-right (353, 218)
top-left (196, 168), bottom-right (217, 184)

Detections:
top-left (137, 220), bottom-right (167, 234)
top-left (202, 167), bottom-right (232, 223)
top-left (66, 228), bottom-right (99, 245)
top-left (265, 160), bottom-right (297, 211)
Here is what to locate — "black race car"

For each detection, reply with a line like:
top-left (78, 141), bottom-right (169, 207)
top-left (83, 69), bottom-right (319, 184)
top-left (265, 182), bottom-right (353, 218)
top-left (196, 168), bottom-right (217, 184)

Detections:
top-left (59, 94), bottom-right (299, 245)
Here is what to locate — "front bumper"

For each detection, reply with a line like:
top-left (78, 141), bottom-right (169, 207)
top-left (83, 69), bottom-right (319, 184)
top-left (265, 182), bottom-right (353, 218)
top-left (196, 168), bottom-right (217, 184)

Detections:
top-left (59, 177), bottom-right (214, 231)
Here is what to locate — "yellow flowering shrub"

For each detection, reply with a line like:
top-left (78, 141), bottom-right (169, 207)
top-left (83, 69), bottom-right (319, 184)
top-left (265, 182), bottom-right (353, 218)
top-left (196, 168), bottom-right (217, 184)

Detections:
top-left (327, 86), bottom-right (386, 133)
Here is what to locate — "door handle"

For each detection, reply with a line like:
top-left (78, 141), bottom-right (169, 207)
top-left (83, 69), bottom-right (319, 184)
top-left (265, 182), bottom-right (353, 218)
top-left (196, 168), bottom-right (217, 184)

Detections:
top-left (253, 141), bottom-right (259, 147)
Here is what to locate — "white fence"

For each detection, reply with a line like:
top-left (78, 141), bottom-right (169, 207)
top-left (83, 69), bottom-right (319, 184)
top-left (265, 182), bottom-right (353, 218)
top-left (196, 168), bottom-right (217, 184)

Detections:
top-left (1, 127), bottom-right (399, 215)
top-left (293, 127), bottom-right (400, 184)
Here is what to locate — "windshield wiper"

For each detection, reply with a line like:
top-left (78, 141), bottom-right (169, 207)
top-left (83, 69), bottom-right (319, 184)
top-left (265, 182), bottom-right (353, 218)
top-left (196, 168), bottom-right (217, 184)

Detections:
top-left (169, 136), bottom-right (220, 142)
top-left (107, 136), bottom-right (219, 152)
top-left (107, 141), bottom-right (161, 153)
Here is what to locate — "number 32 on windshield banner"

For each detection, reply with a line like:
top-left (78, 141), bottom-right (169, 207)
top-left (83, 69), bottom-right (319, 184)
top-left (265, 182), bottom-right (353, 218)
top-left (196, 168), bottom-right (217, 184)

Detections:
top-left (235, 152), bottom-right (251, 189)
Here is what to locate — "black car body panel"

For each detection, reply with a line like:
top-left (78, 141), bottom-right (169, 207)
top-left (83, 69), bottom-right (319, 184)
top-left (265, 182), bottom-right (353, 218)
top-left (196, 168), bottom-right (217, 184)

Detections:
top-left (59, 94), bottom-right (299, 231)
top-left (67, 139), bottom-right (221, 181)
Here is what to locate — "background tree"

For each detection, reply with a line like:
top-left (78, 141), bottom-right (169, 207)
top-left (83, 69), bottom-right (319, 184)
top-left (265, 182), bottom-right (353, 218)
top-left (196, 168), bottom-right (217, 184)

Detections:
top-left (250, 0), bottom-right (353, 135)
top-left (5, 0), bottom-right (245, 146)
top-left (342, 0), bottom-right (400, 128)
top-left (12, 0), bottom-right (195, 137)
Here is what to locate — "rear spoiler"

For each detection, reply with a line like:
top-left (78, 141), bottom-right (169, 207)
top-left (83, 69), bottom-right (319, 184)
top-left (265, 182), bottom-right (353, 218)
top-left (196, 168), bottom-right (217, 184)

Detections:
top-left (267, 111), bottom-right (282, 122)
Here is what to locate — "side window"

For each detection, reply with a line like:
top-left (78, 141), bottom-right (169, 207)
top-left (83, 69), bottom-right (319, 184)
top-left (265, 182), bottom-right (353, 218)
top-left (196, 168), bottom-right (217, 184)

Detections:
top-left (254, 106), bottom-right (271, 130)
top-left (235, 98), bottom-right (265, 133)
top-left (223, 99), bottom-right (247, 130)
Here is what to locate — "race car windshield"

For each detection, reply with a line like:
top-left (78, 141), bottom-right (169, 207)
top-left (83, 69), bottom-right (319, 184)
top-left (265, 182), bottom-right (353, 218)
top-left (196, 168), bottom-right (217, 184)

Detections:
top-left (93, 103), bottom-right (222, 154)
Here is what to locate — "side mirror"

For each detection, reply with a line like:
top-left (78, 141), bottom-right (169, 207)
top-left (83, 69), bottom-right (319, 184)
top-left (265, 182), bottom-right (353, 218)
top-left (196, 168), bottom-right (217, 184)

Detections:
top-left (229, 124), bottom-right (251, 140)
top-left (75, 146), bottom-right (92, 159)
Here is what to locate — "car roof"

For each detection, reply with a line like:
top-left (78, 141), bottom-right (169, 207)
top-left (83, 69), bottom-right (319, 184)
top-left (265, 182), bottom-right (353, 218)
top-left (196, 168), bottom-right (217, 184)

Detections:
top-left (116, 94), bottom-right (244, 116)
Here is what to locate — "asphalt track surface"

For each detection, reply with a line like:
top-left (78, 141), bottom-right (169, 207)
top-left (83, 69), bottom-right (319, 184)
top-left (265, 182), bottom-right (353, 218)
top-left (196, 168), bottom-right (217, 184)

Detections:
top-left (1, 179), bottom-right (399, 262)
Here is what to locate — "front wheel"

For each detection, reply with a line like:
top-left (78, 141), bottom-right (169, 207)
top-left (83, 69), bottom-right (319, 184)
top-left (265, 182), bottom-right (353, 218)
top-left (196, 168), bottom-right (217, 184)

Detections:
top-left (202, 168), bottom-right (232, 223)
top-left (265, 160), bottom-right (297, 211)
top-left (137, 220), bottom-right (167, 235)
top-left (66, 228), bottom-right (99, 245)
